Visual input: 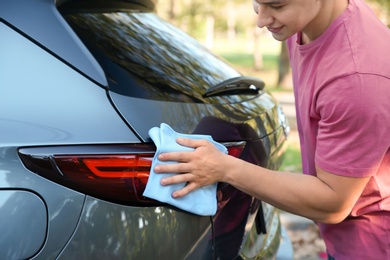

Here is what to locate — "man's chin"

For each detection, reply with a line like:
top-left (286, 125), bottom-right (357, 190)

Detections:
top-left (271, 33), bottom-right (289, 42)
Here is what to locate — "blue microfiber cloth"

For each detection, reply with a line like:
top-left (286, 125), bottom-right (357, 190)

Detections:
top-left (143, 123), bottom-right (227, 216)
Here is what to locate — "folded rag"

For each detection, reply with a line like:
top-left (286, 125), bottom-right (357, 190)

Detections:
top-left (143, 123), bottom-right (227, 216)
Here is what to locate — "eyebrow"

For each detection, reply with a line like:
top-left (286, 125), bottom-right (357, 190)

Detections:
top-left (255, 0), bottom-right (286, 4)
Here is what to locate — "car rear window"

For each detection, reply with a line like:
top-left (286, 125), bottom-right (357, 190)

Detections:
top-left (60, 9), bottom-right (254, 104)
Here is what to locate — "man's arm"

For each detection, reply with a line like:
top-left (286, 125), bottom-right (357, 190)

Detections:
top-left (155, 137), bottom-right (370, 224)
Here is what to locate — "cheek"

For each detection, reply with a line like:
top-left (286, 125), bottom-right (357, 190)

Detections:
top-left (288, 19), bottom-right (305, 32)
top-left (281, 13), bottom-right (310, 34)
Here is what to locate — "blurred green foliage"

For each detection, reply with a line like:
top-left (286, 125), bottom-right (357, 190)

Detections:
top-left (280, 145), bottom-right (302, 173)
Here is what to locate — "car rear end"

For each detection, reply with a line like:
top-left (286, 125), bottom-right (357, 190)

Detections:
top-left (0, 0), bottom-right (292, 259)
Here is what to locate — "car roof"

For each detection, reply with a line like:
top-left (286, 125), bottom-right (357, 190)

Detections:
top-left (57, 0), bottom-right (155, 12)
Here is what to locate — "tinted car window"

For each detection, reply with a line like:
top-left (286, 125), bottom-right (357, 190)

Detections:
top-left (62, 11), bottom-right (253, 104)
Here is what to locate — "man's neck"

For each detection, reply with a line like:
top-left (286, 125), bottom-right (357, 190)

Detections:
top-left (301, 0), bottom-right (349, 44)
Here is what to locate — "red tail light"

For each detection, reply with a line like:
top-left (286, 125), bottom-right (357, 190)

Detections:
top-left (226, 145), bottom-right (245, 158)
top-left (80, 156), bottom-right (152, 178)
top-left (19, 143), bottom-right (245, 206)
top-left (55, 155), bottom-right (153, 179)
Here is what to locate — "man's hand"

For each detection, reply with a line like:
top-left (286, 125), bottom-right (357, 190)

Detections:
top-left (154, 137), bottom-right (233, 198)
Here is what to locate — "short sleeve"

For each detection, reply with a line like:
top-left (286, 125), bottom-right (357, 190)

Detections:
top-left (315, 74), bottom-right (390, 177)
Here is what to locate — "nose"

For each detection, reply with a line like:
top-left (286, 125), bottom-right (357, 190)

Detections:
top-left (255, 5), bottom-right (273, 28)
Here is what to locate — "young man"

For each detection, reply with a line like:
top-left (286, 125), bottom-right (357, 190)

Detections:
top-left (154, 0), bottom-right (390, 258)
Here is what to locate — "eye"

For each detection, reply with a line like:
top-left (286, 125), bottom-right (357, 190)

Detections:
top-left (270, 5), bottom-right (284, 10)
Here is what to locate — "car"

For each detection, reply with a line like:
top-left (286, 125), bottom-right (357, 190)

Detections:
top-left (0, 0), bottom-right (293, 259)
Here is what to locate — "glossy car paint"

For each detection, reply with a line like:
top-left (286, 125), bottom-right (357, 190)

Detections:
top-left (0, 190), bottom-right (46, 259)
top-left (0, 0), bottom-right (293, 259)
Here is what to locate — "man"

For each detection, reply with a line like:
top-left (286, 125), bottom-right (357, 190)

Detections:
top-left (155, 0), bottom-right (390, 258)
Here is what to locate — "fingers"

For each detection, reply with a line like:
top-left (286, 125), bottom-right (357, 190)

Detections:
top-left (157, 151), bottom-right (189, 163)
top-left (153, 137), bottom-right (217, 199)
top-left (176, 137), bottom-right (208, 148)
top-left (160, 171), bottom-right (190, 186)
top-left (159, 173), bottom-right (198, 198)
top-left (154, 161), bottom-right (189, 174)
top-left (171, 182), bottom-right (198, 198)
top-left (157, 138), bottom-right (211, 162)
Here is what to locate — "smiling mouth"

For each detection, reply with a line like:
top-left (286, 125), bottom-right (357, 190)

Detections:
top-left (267, 26), bottom-right (283, 34)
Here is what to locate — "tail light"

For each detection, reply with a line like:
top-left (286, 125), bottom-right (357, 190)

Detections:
top-left (19, 143), bottom-right (245, 206)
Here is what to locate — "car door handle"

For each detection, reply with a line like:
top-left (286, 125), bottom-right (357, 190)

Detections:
top-left (203, 76), bottom-right (265, 98)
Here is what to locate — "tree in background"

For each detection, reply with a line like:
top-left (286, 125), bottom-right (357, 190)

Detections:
top-left (156, 0), bottom-right (266, 74)
top-left (277, 42), bottom-right (290, 89)
top-left (156, 0), bottom-right (253, 47)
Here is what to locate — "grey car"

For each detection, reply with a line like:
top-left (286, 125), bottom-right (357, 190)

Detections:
top-left (0, 0), bottom-right (293, 259)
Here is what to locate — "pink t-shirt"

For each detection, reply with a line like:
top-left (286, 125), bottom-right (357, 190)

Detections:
top-left (287, 0), bottom-right (390, 258)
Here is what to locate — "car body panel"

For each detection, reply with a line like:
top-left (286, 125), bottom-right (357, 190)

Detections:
top-left (57, 196), bottom-right (212, 259)
top-left (0, 22), bottom-right (138, 146)
top-left (0, 190), bottom-right (47, 259)
top-left (109, 91), bottom-right (279, 142)
top-left (0, 147), bottom-right (86, 259)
